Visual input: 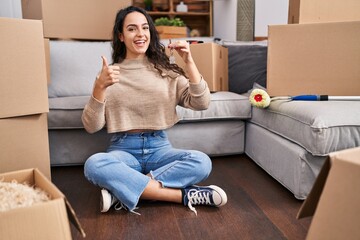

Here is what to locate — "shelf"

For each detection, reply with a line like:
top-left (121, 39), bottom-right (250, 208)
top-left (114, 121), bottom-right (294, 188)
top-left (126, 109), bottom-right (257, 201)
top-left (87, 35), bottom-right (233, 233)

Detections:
top-left (148, 11), bottom-right (210, 16)
top-left (133, 0), bottom-right (213, 37)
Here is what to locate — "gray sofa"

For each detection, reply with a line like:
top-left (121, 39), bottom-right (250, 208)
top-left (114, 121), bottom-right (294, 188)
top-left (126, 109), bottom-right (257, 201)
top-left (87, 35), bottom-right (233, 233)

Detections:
top-left (47, 39), bottom-right (360, 200)
top-left (225, 42), bottom-right (360, 199)
top-left (47, 39), bottom-right (250, 166)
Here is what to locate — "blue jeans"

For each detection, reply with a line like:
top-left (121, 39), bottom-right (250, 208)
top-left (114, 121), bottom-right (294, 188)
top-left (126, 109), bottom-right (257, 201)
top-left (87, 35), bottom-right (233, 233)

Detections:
top-left (84, 130), bottom-right (212, 211)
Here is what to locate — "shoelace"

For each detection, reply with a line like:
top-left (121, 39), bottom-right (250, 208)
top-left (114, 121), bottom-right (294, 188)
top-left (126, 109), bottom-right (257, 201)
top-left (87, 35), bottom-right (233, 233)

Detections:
top-left (186, 189), bottom-right (212, 216)
top-left (114, 201), bottom-right (141, 215)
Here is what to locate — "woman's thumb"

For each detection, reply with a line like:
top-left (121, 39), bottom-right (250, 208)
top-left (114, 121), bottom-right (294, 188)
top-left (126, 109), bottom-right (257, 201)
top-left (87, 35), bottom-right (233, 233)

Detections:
top-left (101, 56), bottom-right (108, 68)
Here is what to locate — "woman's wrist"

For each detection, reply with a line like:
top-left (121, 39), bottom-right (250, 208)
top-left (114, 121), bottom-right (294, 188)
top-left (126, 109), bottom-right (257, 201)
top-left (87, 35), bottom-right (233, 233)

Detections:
top-left (93, 77), bottom-right (106, 102)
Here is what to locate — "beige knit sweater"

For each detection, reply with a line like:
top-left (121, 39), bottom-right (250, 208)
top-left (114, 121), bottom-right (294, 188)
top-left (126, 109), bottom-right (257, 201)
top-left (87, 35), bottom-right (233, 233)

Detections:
top-left (82, 58), bottom-right (210, 134)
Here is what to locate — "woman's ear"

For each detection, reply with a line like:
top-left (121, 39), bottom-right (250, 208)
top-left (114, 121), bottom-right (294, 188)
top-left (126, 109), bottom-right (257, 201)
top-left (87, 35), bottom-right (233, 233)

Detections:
top-left (119, 33), bottom-right (123, 42)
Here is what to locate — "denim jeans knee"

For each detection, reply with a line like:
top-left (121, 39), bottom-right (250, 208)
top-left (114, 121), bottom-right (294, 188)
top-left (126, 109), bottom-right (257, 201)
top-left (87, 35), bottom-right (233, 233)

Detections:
top-left (186, 150), bottom-right (212, 181)
top-left (84, 152), bottom-right (108, 184)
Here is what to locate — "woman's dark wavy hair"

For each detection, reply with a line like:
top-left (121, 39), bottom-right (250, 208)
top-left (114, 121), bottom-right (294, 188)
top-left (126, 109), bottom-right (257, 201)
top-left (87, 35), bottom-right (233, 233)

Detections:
top-left (111, 6), bottom-right (186, 77)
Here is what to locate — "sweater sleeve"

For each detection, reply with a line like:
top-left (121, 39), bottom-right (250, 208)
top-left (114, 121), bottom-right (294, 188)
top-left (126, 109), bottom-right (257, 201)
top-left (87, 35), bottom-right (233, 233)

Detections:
top-left (81, 96), bottom-right (106, 133)
top-left (177, 75), bottom-right (211, 110)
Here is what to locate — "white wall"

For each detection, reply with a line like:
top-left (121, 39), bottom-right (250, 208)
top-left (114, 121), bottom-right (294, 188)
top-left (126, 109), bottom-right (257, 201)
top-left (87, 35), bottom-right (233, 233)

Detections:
top-left (255, 0), bottom-right (289, 37)
top-left (214, 0), bottom-right (289, 40)
top-left (0, 0), bottom-right (22, 18)
top-left (214, 0), bottom-right (238, 41)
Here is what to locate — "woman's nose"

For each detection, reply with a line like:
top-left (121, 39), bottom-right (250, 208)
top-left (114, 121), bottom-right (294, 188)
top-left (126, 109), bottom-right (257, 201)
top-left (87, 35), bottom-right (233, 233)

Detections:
top-left (137, 29), bottom-right (145, 36)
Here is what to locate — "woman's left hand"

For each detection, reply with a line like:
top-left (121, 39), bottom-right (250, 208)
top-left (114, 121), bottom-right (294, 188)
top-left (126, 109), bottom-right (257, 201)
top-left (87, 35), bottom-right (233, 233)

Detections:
top-left (168, 40), bottom-right (194, 64)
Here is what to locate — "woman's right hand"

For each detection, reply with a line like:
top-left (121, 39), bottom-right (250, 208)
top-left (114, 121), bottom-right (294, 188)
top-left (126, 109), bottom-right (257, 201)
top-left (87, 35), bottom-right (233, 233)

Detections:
top-left (93, 56), bottom-right (120, 102)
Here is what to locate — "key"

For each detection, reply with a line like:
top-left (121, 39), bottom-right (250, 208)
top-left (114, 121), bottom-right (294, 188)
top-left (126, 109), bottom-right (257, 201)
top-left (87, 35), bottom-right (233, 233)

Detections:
top-left (169, 39), bottom-right (176, 64)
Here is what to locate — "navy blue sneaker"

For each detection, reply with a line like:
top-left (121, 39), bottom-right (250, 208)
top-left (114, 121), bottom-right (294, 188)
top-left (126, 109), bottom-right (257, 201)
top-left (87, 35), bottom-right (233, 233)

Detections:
top-left (182, 185), bottom-right (227, 215)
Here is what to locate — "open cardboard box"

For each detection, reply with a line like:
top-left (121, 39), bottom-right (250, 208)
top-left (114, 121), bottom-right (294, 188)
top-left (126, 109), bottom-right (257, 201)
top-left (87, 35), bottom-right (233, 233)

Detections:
top-left (297, 147), bottom-right (360, 240)
top-left (0, 168), bottom-right (85, 240)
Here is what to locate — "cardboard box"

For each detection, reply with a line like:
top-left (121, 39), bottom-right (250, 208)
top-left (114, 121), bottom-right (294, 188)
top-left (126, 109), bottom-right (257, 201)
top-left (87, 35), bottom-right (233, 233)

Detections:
top-left (21, 0), bottom-right (132, 40)
top-left (288, 0), bottom-right (360, 24)
top-left (0, 168), bottom-right (85, 240)
top-left (156, 26), bottom-right (187, 39)
top-left (0, 17), bottom-right (49, 119)
top-left (44, 38), bottom-right (51, 84)
top-left (167, 42), bottom-right (228, 92)
top-left (297, 147), bottom-right (360, 240)
top-left (0, 113), bottom-right (51, 179)
top-left (288, 0), bottom-right (300, 24)
top-left (267, 21), bottom-right (360, 96)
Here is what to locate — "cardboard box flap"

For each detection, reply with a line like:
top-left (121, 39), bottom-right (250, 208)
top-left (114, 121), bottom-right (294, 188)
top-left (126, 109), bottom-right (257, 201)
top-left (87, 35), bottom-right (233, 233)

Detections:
top-left (329, 147), bottom-right (360, 164)
top-left (297, 158), bottom-right (331, 219)
top-left (0, 168), bottom-right (35, 184)
top-left (297, 147), bottom-right (360, 239)
top-left (33, 168), bottom-right (63, 198)
top-left (34, 169), bottom-right (86, 238)
top-left (297, 147), bottom-right (360, 219)
top-left (65, 198), bottom-right (86, 238)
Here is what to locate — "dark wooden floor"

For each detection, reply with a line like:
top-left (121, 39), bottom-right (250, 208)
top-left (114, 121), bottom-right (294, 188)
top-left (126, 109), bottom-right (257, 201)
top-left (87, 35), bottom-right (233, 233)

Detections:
top-left (51, 154), bottom-right (312, 240)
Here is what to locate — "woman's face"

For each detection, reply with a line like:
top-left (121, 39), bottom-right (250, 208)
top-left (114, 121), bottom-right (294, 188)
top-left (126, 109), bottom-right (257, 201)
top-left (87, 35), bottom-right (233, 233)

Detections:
top-left (119, 11), bottom-right (150, 59)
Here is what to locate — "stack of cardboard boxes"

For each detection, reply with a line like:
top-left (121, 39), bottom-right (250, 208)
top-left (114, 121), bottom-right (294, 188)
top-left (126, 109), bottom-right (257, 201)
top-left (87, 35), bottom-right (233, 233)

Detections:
top-left (0, 18), bottom-right (50, 179)
top-left (267, 1), bottom-right (360, 239)
top-left (1, 1), bottom-right (131, 239)
top-left (0, 17), bottom-right (85, 240)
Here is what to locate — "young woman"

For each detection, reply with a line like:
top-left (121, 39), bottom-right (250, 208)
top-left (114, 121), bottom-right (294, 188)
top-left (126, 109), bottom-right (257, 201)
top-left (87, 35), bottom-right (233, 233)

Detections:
top-left (82, 6), bottom-right (227, 215)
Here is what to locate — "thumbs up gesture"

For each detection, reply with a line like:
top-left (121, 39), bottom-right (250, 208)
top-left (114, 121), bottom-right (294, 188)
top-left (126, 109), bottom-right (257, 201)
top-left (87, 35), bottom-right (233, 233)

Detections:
top-left (92, 56), bottom-right (120, 102)
top-left (96, 56), bottom-right (120, 89)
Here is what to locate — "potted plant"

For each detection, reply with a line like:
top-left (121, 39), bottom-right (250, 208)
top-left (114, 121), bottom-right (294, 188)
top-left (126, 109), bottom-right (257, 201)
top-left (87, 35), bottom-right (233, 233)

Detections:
top-left (144, 0), bottom-right (153, 11)
top-left (154, 17), bottom-right (187, 39)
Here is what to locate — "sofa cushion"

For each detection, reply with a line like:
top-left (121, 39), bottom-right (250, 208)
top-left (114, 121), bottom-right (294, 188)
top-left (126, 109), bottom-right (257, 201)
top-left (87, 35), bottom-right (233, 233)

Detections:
top-left (48, 91), bottom-right (250, 129)
top-left (177, 91), bottom-right (250, 122)
top-left (48, 96), bottom-right (90, 129)
top-left (48, 40), bottom-right (112, 98)
top-left (223, 41), bottom-right (268, 94)
top-left (249, 100), bottom-right (360, 156)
